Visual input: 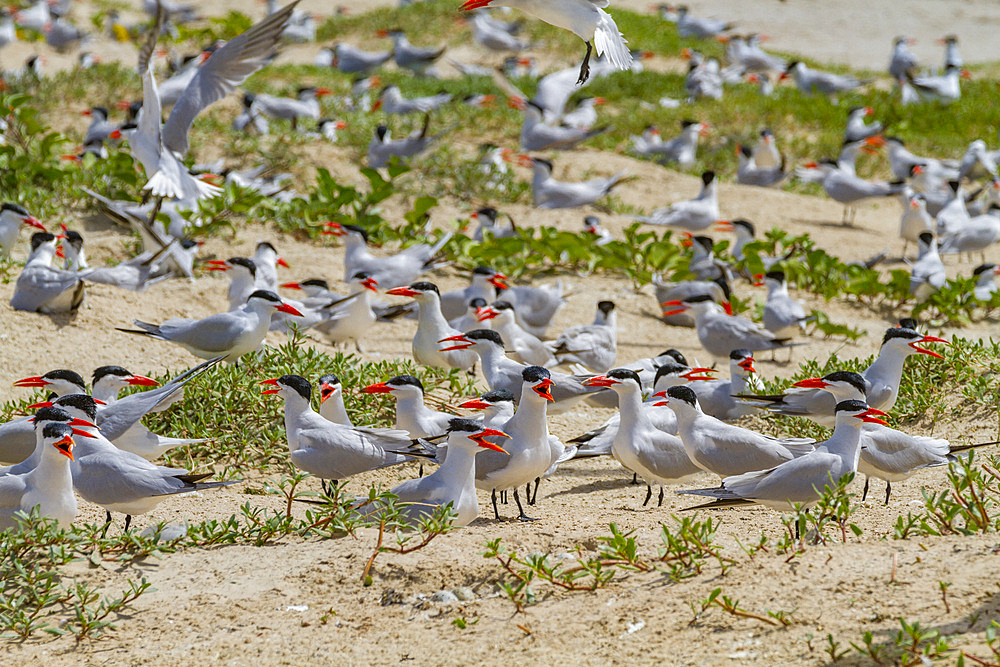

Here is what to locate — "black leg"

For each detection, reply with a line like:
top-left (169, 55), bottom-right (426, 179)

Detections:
top-left (501, 489), bottom-right (508, 504)
top-left (418, 463), bottom-right (424, 478)
top-left (631, 472), bottom-right (638, 485)
top-left (100, 510), bottom-right (113, 538)
top-left (884, 481), bottom-right (892, 506)
top-left (794, 520), bottom-right (801, 541)
top-left (491, 488), bottom-right (500, 521)
top-left (513, 488), bottom-right (537, 521)
top-left (525, 482), bottom-right (532, 505)
top-left (292, 117), bottom-right (298, 132)
top-left (577, 41), bottom-right (593, 84)
top-left (529, 477), bottom-right (540, 505)
top-left (146, 195), bottom-right (163, 229)
top-left (657, 486), bottom-right (664, 507)
top-left (643, 484), bottom-right (652, 507)
top-left (861, 475), bottom-right (870, 501)
top-left (123, 515), bottom-right (132, 533)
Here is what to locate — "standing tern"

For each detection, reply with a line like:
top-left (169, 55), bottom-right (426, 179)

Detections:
top-left (330, 43), bottom-right (392, 74)
top-left (386, 282), bottom-right (478, 371)
top-left (679, 400), bottom-right (886, 510)
top-left (263, 375), bottom-right (415, 491)
top-left (909, 232), bottom-right (946, 299)
top-left (689, 349), bottom-right (761, 421)
top-left (520, 156), bottom-right (624, 209)
top-left (116, 289), bottom-right (302, 363)
top-left (0, 203), bottom-right (46, 257)
top-left (660, 385), bottom-right (814, 479)
top-left (474, 366), bottom-right (554, 521)
top-left (0, 423), bottom-right (77, 530)
top-left (459, 0), bottom-right (631, 84)
top-left (250, 86), bottom-right (331, 130)
top-left (362, 375), bottom-right (453, 438)
top-left (781, 61), bottom-right (869, 103)
top-left (761, 270), bottom-right (810, 338)
top-left (120, 3), bottom-right (299, 202)
top-left (440, 265), bottom-right (506, 320)
top-left (313, 272), bottom-right (380, 349)
top-left (843, 106), bottom-right (883, 143)
top-left (630, 120), bottom-right (706, 167)
top-left (323, 222), bottom-right (451, 288)
top-left (9, 232), bottom-right (86, 314)
top-left (477, 301), bottom-right (555, 367)
top-left (889, 37), bottom-right (919, 80)
top-left (662, 294), bottom-right (800, 359)
top-left (635, 171), bottom-right (719, 230)
top-left (516, 98), bottom-right (609, 151)
top-left (584, 369), bottom-right (702, 506)
top-left (583, 214), bottom-right (613, 245)
top-left (545, 300), bottom-right (617, 372)
top-left (372, 85), bottom-right (451, 114)
top-left (899, 193), bottom-right (933, 257)
top-left (973, 263), bottom-right (1000, 302)
top-left (439, 329), bottom-right (605, 414)
top-left (48, 394), bottom-right (235, 532)
top-left (317, 375), bottom-right (352, 426)
top-left (367, 116), bottom-right (451, 168)
top-left (811, 158), bottom-right (905, 225)
top-left (736, 144), bottom-right (786, 188)
top-left (752, 128), bottom-right (781, 168)
top-left (379, 29), bottom-right (446, 76)
top-left (204, 256), bottom-right (257, 310)
top-left (736, 331), bottom-right (947, 425)
top-left (370, 419), bottom-right (509, 527)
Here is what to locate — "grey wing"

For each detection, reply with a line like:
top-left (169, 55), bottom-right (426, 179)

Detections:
top-left (11, 267), bottom-right (83, 311)
top-left (75, 454), bottom-right (192, 503)
top-left (0, 474), bottom-right (28, 510)
top-left (158, 312), bottom-right (249, 350)
top-left (137, 0), bottom-right (165, 73)
top-left (138, 64), bottom-right (163, 160)
top-left (162, 1), bottom-right (298, 155)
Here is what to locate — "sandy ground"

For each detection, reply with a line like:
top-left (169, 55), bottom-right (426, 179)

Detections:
top-left (3, 0), bottom-right (1000, 664)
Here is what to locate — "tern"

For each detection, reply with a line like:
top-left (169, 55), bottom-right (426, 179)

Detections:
top-left (761, 271), bottom-right (810, 338)
top-left (459, 0), bottom-right (631, 84)
top-left (972, 263), bottom-right (1000, 302)
top-left (329, 43), bottom-right (392, 74)
top-left (680, 400), bottom-right (886, 510)
top-left (116, 289), bottom-right (302, 363)
top-left (909, 232), bottom-right (946, 299)
top-left (752, 128), bottom-right (781, 168)
top-left (262, 375), bottom-right (416, 492)
top-left (0, 423), bottom-right (77, 530)
top-left (0, 406), bottom-right (97, 479)
top-left (367, 116), bottom-right (451, 168)
top-left (736, 331), bottom-right (947, 426)
top-left (889, 36), bottom-right (918, 80)
top-left (204, 256), bottom-right (257, 310)
top-left (250, 86), bottom-right (332, 130)
top-left (662, 294), bottom-right (799, 359)
top-left (843, 105), bottom-right (883, 143)
top-left (0, 202), bottom-right (46, 257)
top-left (474, 366), bottom-right (554, 521)
top-left (477, 301), bottom-right (555, 367)
top-left (659, 385), bottom-right (815, 479)
top-left (323, 222), bottom-right (451, 288)
top-left (908, 65), bottom-right (967, 104)
top-left (630, 120), bottom-right (706, 167)
top-left (653, 274), bottom-right (729, 327)
top-left (362, 375), bottom-right (453, 439)
top-left (379, 29), bottom-right (445, 76)
top-left (545, 300), bottom-right (617, 372)
top-left (366, 418), bottom-right (509, 527)
top-left (689, 349), bottom-right (761, 421)
top-left (781, 61), bottom-right (868, 103)
top-left (584, 369), bottom-right (702, 506)
top-left (9, 232), bottom-right (86, 314)
top-left (317, 375), bottom-right (352, 426)
top-left (386, 282), bottom-right (478, 371)
top-left (313, 272), bottom-right (380, 349)
top-left (635, 171), bottom-right (719, 230)
top-left (736, 144), bottom-right (786, 188)
top-left (516, 98), bottom-right (609, 151)
top-left (899, 193), bottom-right (934, 256)
top-left (675, 5), bottom-right (734, 39)
top-left (118, 3), bottom-right (298, 202)
top-left (372, 85), bottom-right (451, 114)
top-left (519, 155), bottom-right (624, 209)
top-left (439, 265), bottom-right (507, 320)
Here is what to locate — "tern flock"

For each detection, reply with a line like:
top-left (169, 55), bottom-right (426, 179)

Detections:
top-left (1, 0), bottom-right (999, 535)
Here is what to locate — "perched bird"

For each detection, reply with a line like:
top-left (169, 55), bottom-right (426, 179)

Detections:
top-left (386, 282), bottom-right (478, 371)
top-left (459, 0), bottom-right (631, 84)
top-left (679, 400), bottom-right (886, 510)
top-left (662, 294), bottom-right (799, 359)
top-left (761, 271), bottom-right (810, 338)
top-left (516, 99), bottom-right (609, 151)
top-left (736, 144), bottom-right (786, 188)
top-left (379, 29), bottom-right (445, 75)
top-left (523, 156), bottom-right (624, 209)
top-left (545, 300), bottom-right (617, 372)
top-left (689, 349), bottom-right (761, 421)
top-left (317, 374), bottom-right (353, 426)
top-left (362, 375), bottom-right (453, 439)
top-left (477, 301), bottom-right (555, 367)
top-left (251, 86), bottom-right (331, 130)
top-left (909, 232), bottom-right (946, 299)
top-left (635, 171), bottom-right (719, 231)
top-left (630, 120), bottom-right (707, 167)
top-left (439, 265), bottom-right (507, 320)
top-left (0, 422), bottom-right (77, 530)
top-left (10, 233), bottom-right (86, 314)
top-left (116, 290), bottom-right (302, 363)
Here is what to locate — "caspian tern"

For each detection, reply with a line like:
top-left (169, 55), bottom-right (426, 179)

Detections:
top-left (440, 265), bottom-right (507, 320)
top-left (761, 271), bottom-right (810, 338)
top-left (0, 422), bottom-right (77, 530)
top-left (329, 43), bottom-right (392, 74)
top-left (362, 375), bottom-right (453, 439)
top-left (635, 171), bottom-right (719, 231)
top-left (662, 294), bottom-right (799, 359)
top-left (689, 349), bottom-right (761, 421)
top-left (317, 375), bottom-right (353, 426)
top-left (372, 85), bottom-right (451, 114)
top-left (889, 36), bottom-right (919, 80)
top-left (909, 232), bottom-right (946, 299)
top-left (516, 98), bottom-right (608, 151)
top-left (459, 0), bottom-right (631, 84)
top-left (781, 61), bottom-right (869, 103)
top-left (477, 301), bottom-right (554, 367)
top-left (0, 203), bottom-right (46, 257)
top-left (736, 144), bottom-right (786, 188)
top-left (675, 5), bottom-right (734, 39)
top-left (630, 120), bottom-right (706, 167)
top-left (752, 128), bottom-right (781, 168)
top-left (378, 29), bottom-right (446, 75)
top-left (9, 232), bottom-right (87, 314)
top-left (545, 300), bottom-right (617, 372)
top-left (367, 116), bottom-right (451, 168)
top-left (522, 156), bottom-right (624, 209)
top-left (323, 222), bottom-right (452, 288)
top-left (386, 282), bottom-right (478, 370)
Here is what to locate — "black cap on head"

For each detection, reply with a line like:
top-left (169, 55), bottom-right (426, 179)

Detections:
top-left (448, 417), bottom-right (482, 433)
top-left (918, 232), bottom-right (934, 245)
top-left (42, 422), bottom-right (74, 440)
top-left (228, 257), bottom-right (257, 275)
top-left (481, 388), bottom-right (514, 403)
top-left (34, 406), bottom-right (73, 424)
top-left (465, 329), bottom-right (504, 347)
top-left (522, 366), bottom-right (550, 383)
top-left (341, 224), bottom-right (369, 242)
top-left (31, 232), bottom-right (56, 250)
top-left (469, 297), bottom-right (487, 309)
top-left (729, 348), bottom-right (751, 360)
top-left (318, 374), bottom-right (340, 387)
top-left (493, 300), bottom-right (514, 312)
top-left (685, 294), bottom-right (714, 304)
top-left (473, 265), bottom-right (495, 276)
top-left (387, 374), bottom-right (424, 391)
top-left (681, 119), bottom-right (699, 129)
top-left (92, 366), bottom-right (132, 383)
top-left (834, 399), bottom-right (868, 414)
top-left (531, 157), bottom-right (553, 171)
top-left (2, 202), bottom-right (30, 216)
top-left (597, 300), bottom-right (615, 315)
top-left (42, 369), bottom-right (86, 387)
top-left (661, 349), bottom-right (687, 366)
top-left (666, 385), bottom-right (698, 406)
top-left (248, 289), bottom-right (282, 304)
top-left (847, 105), bottom-right (864, 115)
top-left (882, 327), bottom-right (920, 345)
top-left (256, 241), bottom-right (277, 254)
top-left (376, 125), bottom-right (389, 141)
top-left (607, 368), bottom-right (640, 384)
top-left (64, 230), bottom-right (83, 247)
top-left (653, 361), bottom-right (688, 385)
top-left (785, 60), bottom-right (800, 71)
top-left (410, 281), bottom-right (439, 295)
top-left (759, 128), bottom-right (772, 137)
top-left (701, 170), bottom-right (715, 185)
top-left (739, 144), bottom-right (752, 158)
top-left (180, 239), bottom-right (199, 250)
top-left (692, 235), bottom-right (714, 251)
top-left (822, 371), bottom-right (867, 397)
top-left (732, 219), bottom-right (755, 235)
top-left (765, 270), bottom-right (785, 282)
top-left (278, 374), bottom-right (311, 400)
top-left (350, 270), bottom-right (373, 282)
top-left (53, 394), bottom-right (98, 420)
top-left (302, 278), bottom-right (329, 289)
top-left (973, 264), bottom-right (997, 276)
top-left (584, 215), bottom-right (600, 226)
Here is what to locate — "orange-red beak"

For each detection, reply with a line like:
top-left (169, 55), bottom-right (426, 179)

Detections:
top-left (476, 307), bottom-right (499, 322)
top-left (660, 299), bottom-right (687, 317)
top-left (583, 375), bottom-right (617, 388)
top-left (792, 377), bottom-right (828, 389)
top-left (54, 435), bottom-right (75, 460)
top-left (439, 334), bottom-right (473, 352)
top-left (276, 302), bottom-right (303, 316)
top-left (532, 378), bottom-right (554, 402)
top-left (737, 357), bottom-right (755, 373)
top-left (910, 336), bottom-right (947, 358)
top-left (259, 378), bottom-right (282, 395)
top-left (361, 382), bottom-right (392, 394)
top-left (489, 273), bottom-right (508, 289)
top-left (471, 428), bottom-right (508, 453)
top-left (681, 367), bottom-right (716, 382)
top-left (128, 375), bottom-right (158, 387)
top-left (459, 398), bottom-right (490, 410)
top-left (386, 286), bottom-right (419, 297)
top-left (858, 407), bottom-right (889, 425)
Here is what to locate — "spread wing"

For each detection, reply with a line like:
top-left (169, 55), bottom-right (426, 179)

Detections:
top-left (137, 0), bottom-right (165, 74)
top-left (161, 1), bottom-right (298, 156)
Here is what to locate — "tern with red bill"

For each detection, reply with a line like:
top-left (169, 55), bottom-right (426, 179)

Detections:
top-left (366, 418), bottom-right (509, 527)
top-left (584, 369), bottom-right (702, 507)
top-left (660, 385), bottom-right (815, 480)
top-left (477, 301), bottom-right (555, 367)
top-left (317, 375), bottom-right (353, 426)
top-left (367, 115), bottom-right (452, 168)
top-left (889, 37), bottom-right (919, 81)
top-left (324, 222), bottom-right (451, 289)
top-left (459, 0), bottom-right (630, 84)
top-left (909, 232), bottom-right (946, 299)
top-left (631, 120), bottom-right (707, 167)
top-left (680, 400), bottom-right (885, 511)
top-left (438, 330), bottom-right (605, 414)
top-left (736, 144), bottom-right (786, 188)
top-left (690, 349), bottom-right (762, 421)
top-left (474, 366), bottom-right (554, 521)
top-left (662, 294), bottom-right (800, 359)
top-left (262, 375), bottom-right (416, 494)
top-left (635, 171), bottom-right (719, 231)
top-left (10, 232), bottom-right (87, 314)
top-left (439, 265), bottom-right (507, 320)
top-left (0, 202), bottom-right (47, 258)
top-left (313, 272), bottom-right (379, 349)
top-left (736, 330), bottom-right (947, 425)
top-left (387, 282), bottom-right (478, 371)
top-left (250, 86), bottom-right (331, 131)
top-left (362, 375), bottom-right (453, 439)
top-left (204, 257), bottom-right (257, 310)
top-left (781, 61), bottom-right (869, 103)
top-left (1, 407), bottom-right (97, 480)
top-left (761, 271), bottom-right (811, 340)
top-left (3, 371), bottom-right (88, 465)
top-left (519, 99), bottom-right (609, 151)
top-left (378, 29), bottom-right (445, 76)
top-left (0, 422), bottom-right (77, 530)
top-left (460, 388), bottom-right (516, 429)
top-left (843, 105), bottom-right (882, 143)
top-left (119, 3), bottom-right (298, 202)
top-left (545, 300), bottom-right (617, 373)
top-left (116, 289), bottom-right (302, 363)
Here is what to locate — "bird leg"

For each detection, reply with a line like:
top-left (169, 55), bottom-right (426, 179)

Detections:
top-left (657, 486), bottom-right (664, 507)
top-left (643, 484), bottom-right (652, 507)
top-left (577, 41), bottom-right (593, 85)
top-left (861, 475), bottom-right (870, 501)
top-left (529, 477), bottom-right (541, 505)
top-left (491, 488), bottom-right (501, 520)
top-left (418, 463), bottom-right (424, 478)
top-left (146, 195), bottom-right (164, 229)
top-left (123, 515), bottom-right (133, 533)
top-left (101, 510), bottom-right (114, 538)
top-left (631, 472), bottom-right (638, 485)
top-left (291, 117), bottom-right (298, 132)
top-left (513, 488), bottom-right (537, 521)
top-left (884, 481), bottom-right (892, 506)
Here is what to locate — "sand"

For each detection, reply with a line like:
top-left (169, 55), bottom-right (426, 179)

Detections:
top-left (3, 0), bottom-right (1000, 664)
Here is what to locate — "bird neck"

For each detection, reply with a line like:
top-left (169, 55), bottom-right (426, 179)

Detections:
top-left (320, 394), bottom-right (351, 426)
top-left (416, 292), bottom-right (448, 329)
top-left (866, 345), bottom-right (910, 398)
top-left (825, 418), bottom-right (864, 461)
top-left (282, 391), bottom-right (314, 423)
top-left (615, 384), bottom-right (650, 429)
top-left (437, 441), bottom-right (478, 488)
top-left (510, 389), bottom-right (549, 438)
